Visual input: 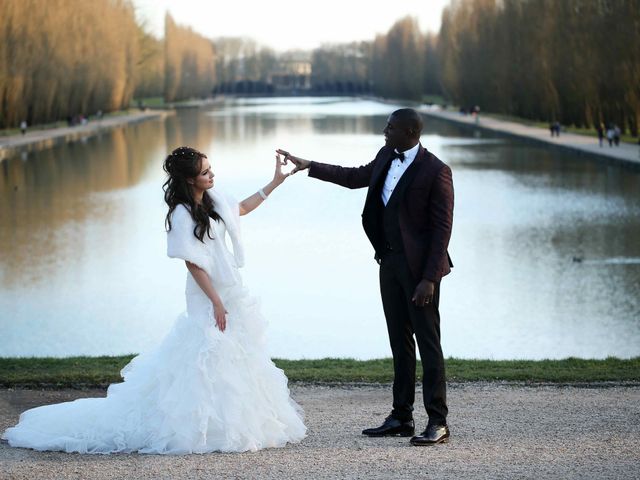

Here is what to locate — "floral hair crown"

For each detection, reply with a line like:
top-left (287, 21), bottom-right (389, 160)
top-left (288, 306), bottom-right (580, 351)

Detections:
top-left (170, 147), bottom-right (207, 158)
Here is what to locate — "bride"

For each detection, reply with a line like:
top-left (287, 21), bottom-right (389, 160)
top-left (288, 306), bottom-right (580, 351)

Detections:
top-left (2, 146), bottom-right (306, 454)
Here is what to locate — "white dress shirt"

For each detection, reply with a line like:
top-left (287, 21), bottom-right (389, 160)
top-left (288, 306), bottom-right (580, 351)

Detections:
top-left (381, 143), bottom-right (420, 206)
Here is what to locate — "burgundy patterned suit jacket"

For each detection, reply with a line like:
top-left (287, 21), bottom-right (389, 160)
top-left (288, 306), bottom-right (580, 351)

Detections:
top-left (308, 143), bottom-right (454, 283)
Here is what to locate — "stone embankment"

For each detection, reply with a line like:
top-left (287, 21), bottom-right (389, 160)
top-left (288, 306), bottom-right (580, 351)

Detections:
top-left (0, 110), bottom-right (171, 161)
top-left (419, 107), bottom-right (640, 168)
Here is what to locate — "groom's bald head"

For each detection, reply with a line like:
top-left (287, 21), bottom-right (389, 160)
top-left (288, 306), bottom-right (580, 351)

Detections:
top-left (391, 108), bottom-right (423, 139)
top-left (384, 108), bottom-right (423, 151)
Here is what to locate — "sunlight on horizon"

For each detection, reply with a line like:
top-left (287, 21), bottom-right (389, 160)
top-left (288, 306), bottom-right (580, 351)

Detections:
top-left (133, 0), bottom-right (449, 51)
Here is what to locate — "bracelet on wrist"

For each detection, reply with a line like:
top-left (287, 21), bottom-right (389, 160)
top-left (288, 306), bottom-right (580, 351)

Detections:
top-left (258, 188), bottom-right (268, 200)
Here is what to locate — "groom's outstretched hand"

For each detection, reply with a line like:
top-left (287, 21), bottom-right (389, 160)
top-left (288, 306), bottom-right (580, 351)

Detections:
top-left (276, 149), bottom-right (310, 174)
top-left (412, 280), bottom-right (435, 307)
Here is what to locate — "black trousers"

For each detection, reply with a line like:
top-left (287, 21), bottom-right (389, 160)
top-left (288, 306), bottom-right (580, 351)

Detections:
top-left (379, 250), bottom-right (448, 425)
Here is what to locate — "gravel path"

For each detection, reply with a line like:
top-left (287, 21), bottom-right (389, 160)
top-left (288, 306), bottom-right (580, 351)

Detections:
top-left (1, 384), bottom-right (639, 479)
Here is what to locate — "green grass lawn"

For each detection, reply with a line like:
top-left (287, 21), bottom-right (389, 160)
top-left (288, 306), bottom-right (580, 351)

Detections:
top-left (131, 96), bottom-right (214, 109)
top-left (1, 356), bottom-right (638, 389)
top-left (132, 96), bottom-right (166, 108)
top-left (421, 94), bottom-right (447, 106)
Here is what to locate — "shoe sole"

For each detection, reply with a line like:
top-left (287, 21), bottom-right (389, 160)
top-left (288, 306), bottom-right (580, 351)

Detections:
top-left (410, 436), bottom-right (450, 446)
top-left (363, 431), bottom-right (415, 438)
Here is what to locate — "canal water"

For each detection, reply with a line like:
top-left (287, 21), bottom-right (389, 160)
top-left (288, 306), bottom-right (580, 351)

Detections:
top-left (1, 97), bottom-right (639, 359)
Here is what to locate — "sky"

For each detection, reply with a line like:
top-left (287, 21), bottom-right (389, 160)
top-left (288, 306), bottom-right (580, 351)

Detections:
top-left (133, 0), bottom-right (450, 51)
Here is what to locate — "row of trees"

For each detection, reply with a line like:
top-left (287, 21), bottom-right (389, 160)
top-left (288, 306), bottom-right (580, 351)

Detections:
top-left (307, 19), bottom-right (440, 100)
top-left (1, 0), bottom-right (307, 128)
top-left (2, 0), bottom-right (637, 133)
top-left (438, 0), bottom-right (640, 134)
top-left (371, 17), bottom-right (439, 101)
top-left (213, 38), bottom-right (277, 86)
top-left (311, 42), bottom-right (372, 93)
top-left (0, 0), bottom-right (139, 128)
top-left (0, 2), bottom-right (216, 128)
top-left (306, 0), bottom-right (639, 134)
top-left (164, 14), bottom-right (216, 102)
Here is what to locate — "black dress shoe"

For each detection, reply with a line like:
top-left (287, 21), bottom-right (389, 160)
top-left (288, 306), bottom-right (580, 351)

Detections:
top-left (362, 415), bottom-right (415, 437)
top-left (410, 424), bottom-right (450, 446)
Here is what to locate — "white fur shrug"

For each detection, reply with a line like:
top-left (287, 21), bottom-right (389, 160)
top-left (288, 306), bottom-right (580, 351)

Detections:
top-left (166, 189), bottom-right (244, 285)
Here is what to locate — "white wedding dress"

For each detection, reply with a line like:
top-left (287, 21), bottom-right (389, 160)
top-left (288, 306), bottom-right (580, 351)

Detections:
top-left (2, 189), bottom-right (306, 454)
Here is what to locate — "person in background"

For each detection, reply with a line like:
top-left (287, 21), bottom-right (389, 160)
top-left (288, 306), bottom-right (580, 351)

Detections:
top-left (606, 125), bottom-right (615, 147)
top-left (596, 123), bottom-right (604, 147)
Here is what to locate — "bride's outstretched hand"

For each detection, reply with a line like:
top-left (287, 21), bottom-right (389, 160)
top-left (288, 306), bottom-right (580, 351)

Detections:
top-left (276, 149), bottom-right (310, 174)
top-left (273, 153), bottom-right (292, 185)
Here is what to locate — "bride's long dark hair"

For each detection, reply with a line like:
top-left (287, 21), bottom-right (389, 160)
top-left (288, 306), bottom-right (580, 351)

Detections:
top-left (163, 146), bottom-right (221, 242)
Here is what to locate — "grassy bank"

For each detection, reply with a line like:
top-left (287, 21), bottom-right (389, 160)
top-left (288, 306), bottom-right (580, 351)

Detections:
top-left (131, 96), bottom-right (220, 109)
top-left (1, 356), bottom-right (638, 389)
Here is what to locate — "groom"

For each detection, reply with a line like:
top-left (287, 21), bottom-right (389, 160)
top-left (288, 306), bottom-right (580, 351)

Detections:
top-left (278, 108), bottom-right (454, 446)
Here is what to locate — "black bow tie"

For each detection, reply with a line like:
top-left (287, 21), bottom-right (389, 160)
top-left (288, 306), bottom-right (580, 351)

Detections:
top-left (390, 151), bottom-right (405, 162)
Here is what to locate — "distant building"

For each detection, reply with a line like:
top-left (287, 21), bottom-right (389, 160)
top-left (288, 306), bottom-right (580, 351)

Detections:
top-left (269, 52), bottom-right (312, 93)
top-left (212, 49), bottom-right (312, 96)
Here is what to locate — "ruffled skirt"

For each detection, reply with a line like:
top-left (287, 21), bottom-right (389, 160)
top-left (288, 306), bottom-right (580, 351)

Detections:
top-left (2, 283), bottom-right (306, 454)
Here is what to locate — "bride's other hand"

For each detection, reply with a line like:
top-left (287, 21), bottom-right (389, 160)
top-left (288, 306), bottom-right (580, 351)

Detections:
top-left (273, 153), bottom-right (291, 185)
top-left (213, 301), bottom-right (227, 332)
top-left (185, 261), bottom-right (227, 331)
top-left (276, 149), bottom-right (310, 174)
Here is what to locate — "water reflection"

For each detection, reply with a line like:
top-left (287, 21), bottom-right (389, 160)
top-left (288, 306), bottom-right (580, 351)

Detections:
top-left (0, 98), bottom-right (638, 359)
top-left (0, 121), bottom-right (167, 288)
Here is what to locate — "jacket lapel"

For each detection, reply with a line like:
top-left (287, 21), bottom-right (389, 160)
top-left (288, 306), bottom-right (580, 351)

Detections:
top-left (387, 144), bottom-right (427, 205)
top-left (364, 150), bottom-right (395, 208)
top-left (370, 151), bottom-right (395, 188)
